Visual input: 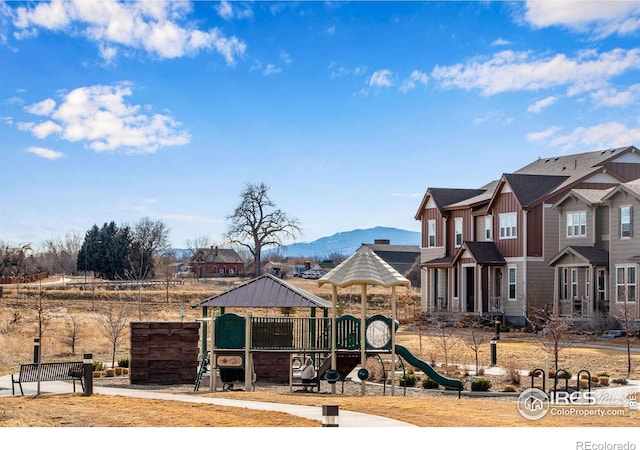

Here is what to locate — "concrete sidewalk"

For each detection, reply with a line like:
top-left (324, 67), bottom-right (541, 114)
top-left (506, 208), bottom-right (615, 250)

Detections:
top-left (0, 375), bottom-right (415, 427)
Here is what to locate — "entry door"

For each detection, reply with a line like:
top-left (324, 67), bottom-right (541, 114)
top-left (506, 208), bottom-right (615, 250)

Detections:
top-left (464, 266), bottom-right (475, 312)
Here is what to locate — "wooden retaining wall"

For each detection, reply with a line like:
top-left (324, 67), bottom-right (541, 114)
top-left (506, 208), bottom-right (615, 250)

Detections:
top-left (130, 321), bottom-right (200, 385)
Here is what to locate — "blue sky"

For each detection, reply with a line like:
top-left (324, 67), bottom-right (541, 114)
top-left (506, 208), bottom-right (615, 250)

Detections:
top-left (2, 1), bottom-right (640, 251)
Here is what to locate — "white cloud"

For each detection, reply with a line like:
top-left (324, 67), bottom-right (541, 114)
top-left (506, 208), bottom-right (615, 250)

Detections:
top-left (280, 51), bottom-right (292, 65)
top-left (527, 95), bottom-right (558, 113)
top-left (399, 70), bottom-right (428, 93)
top-left (31, 120), bottom-right (63, 139)
top-left (216, 1), bottom-right (234, 21)
top-left (527, 122), bottom-right (640, 152)
top-left (526, 126), bottom-right (563, 142)
top-left (264, 64), bottom-right (281, 75)
top-left (10, 0), bottom-right (247, 64)
top-left (25, 98), bottom-right (56, 115)
top-left (216, 1), bottom-right (253, 21)
top-left (524, 1), bottom-right (640, 37)
top-left (27, 146), bottom-right (64, 160)
top-left (369, 69), bottom-right (393, 88)
top-left (590, 85), bottom-right (640, 108)
top-left (492, 38), bottom-right (511, 47)
top-left (431, 48), bottom-right (640, 101)
top-left (328, 62), bottom-right (368, 79)
top-left (18, 83), bottom-right (190, 154)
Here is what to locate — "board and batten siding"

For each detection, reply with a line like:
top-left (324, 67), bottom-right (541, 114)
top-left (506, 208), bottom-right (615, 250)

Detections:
top-left (492, 191), bottom-right (523, 258)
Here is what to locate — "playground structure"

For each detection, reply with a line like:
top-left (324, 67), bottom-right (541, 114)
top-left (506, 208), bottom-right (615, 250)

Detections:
top-left (192, 248), bottom-right (464, 396)
top-left (195, 311), bottom-right (464, 395)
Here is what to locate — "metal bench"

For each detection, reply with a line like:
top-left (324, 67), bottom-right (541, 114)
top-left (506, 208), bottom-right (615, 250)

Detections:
top-left (291, 378), bottom-right (320, 392)
top-left (11, 361), bottom-right (84, 396)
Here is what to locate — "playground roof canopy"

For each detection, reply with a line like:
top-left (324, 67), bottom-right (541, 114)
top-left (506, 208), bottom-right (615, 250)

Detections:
top-left (318, 247), bottom-right (411, 289)
top-left (192, 273), bottom-right (332, 309)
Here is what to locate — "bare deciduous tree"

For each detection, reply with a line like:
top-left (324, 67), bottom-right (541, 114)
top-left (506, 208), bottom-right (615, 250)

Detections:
top-left (457, 318), bottom-right (486, 375)
top-left (428, 325), bottom-right (457, 373)
top-left (98, 298), bottom-right (131, 368)
top-left (62, 315), bottom-right (82, 355)
top-left (611, 302), bottom-right (636, 376)
top-left (225, 182), bottom-right (301, 277)
top-left (527, 305), bottom-right (574, 372)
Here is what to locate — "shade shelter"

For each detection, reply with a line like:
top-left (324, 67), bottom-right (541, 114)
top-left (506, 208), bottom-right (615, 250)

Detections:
top-left (192, 274), bottom-right (332, 391)
top-left (318, 246), bottom-right (411, 395)
top-left (193, 273), bottom-right (332, 310)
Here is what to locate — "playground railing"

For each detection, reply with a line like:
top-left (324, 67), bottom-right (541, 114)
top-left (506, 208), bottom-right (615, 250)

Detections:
top-left (251, 316), bottom-right (332, 351)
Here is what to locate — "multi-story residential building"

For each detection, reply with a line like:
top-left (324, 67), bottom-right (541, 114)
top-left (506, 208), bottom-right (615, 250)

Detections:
top-left (415, 145), bottom-right (640, 327)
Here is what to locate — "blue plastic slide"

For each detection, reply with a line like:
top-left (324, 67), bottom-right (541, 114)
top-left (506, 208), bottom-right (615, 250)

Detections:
top-left (395, 344), bottom-right (464, 391)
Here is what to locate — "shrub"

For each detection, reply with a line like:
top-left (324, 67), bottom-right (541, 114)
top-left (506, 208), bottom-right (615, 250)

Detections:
top-left (117, 357), bottom-right (129, 368)
top-left (555, 370), bottom-right (572, 379)
top-left (596, 371), bottom-right (610, 377)
top-left (471, 377), bottom-right (492, 392)
top-left (505, 358), bottom-right (521, 385)
top-left (421, 377), bottom-right (439, 389)
top-left (502, 385), bottom-right (517, 393)
top-left (400, 373), bottom-right (418, 387)
top-left (92, 361), bottom-right (103, 371)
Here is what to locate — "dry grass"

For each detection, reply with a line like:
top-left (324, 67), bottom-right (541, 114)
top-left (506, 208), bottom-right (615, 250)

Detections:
top-left (1, 277), bottom-right (639, 428)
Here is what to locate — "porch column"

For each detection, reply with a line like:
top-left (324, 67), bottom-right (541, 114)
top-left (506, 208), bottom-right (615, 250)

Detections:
top-left (553, 266), bottom-right (559, 317)
top-left (478, 265), bottom-right (483, 315)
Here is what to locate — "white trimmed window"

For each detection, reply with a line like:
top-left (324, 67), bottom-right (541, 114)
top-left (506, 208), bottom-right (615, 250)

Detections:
top-left (620, 206), bottom-right (633, 238)
top-left (561, 268), bottom-right (568, 300)
top-left (454, 217), bottom-right (463, 247)
top-left (567, 212), bottom-right (587, 237)
top-left (485, 215), bottom-right (492, 241)
top-left (616, 266), bottom-right (636, 303)
top-left (508, 266), bottom-right (517, 300)
top-left (585, 269), bottom-right (590, 299)
top-left (499, 212), bottom-right (517, 239)
top-left (428, 220), bottom-right (436, 247)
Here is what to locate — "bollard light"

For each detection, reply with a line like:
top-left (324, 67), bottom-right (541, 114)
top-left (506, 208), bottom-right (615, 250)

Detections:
top-left (490, 339), bottom-right (497, 366)
top-left (33, 338), bottom-right (40, 364)
top-left (83, 353), bottom-right (93, 396)
top-left (322, 404), bottom-right (339, 427)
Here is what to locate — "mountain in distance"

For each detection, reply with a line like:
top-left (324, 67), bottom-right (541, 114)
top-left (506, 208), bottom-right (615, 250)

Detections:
top-left (269, 226), bottom-right (420, 259)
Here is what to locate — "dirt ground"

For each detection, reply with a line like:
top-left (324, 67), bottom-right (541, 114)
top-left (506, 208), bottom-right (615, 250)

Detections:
top-left (1, 277), bottom-right (639, 429)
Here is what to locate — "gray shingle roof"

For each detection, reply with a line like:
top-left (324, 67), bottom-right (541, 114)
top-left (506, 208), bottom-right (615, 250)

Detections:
top-left (456, 241), bottom-right (506, 265)
top-left (548, 246), bottom-right (609, 266)
top-left (503, 173), bottom-right (568, 207)
top-left (192, 274), bottom-right (332, 309)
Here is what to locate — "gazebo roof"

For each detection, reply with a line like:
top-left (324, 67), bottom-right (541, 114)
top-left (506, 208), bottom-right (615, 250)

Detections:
top-left (318, 247), bottom-right (411, 289)
top-left (192, 273), bottom-right (332, 309)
